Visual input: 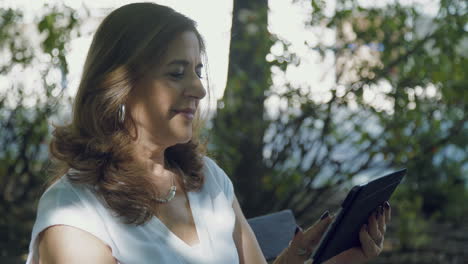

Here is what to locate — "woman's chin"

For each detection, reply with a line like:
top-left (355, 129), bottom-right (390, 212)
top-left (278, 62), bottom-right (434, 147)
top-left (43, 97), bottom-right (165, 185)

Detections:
top-left (174, 132), bottom-right (192, 144)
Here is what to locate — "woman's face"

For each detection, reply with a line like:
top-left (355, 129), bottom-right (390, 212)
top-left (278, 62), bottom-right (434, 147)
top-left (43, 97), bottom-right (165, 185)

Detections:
top-left (128, 31), bottom-right (206, 146)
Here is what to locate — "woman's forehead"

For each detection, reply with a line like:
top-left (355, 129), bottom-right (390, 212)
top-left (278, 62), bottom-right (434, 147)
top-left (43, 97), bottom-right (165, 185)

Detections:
top-left (162, 31), bottom-right (202, 65)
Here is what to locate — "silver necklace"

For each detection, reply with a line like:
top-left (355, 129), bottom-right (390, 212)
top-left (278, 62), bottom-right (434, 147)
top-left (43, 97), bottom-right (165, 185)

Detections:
top-left (153, 162), bottom-right (180, 203)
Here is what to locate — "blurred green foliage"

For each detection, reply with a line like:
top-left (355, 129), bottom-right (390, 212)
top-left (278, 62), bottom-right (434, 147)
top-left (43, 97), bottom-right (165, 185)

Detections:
top-left (392, 187), bottom-right (430, 249)
top-left (0, 5), bottom-right (80, 257)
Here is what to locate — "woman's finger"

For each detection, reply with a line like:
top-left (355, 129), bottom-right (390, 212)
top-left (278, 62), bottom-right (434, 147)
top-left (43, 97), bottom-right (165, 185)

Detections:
top-left (286, 212), bottom-right (333, 263)
top-left (289, 229), bottom-right (307, 253)
top-left (377, 206), bottom-right (386, 235)
top-left (367, 211), bottom-right (383, 245)
top-left (303, 212), bottom-right (334, 247)
top-left (384, 201), bottom-right (391, 223)
top-left (359, 225), bottom-right (381, 258)
top-left (286, 229), bottom-right (312, 263)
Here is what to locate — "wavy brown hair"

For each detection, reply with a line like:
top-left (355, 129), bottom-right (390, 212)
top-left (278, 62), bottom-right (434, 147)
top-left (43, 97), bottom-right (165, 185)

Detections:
top-left (48, 2), bottom-right (211, 225)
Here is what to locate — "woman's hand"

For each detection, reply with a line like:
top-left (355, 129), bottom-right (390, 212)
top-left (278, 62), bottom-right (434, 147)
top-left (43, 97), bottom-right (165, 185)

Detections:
top-left (274, 201), bottom-right (391, 264)
top-left (325, 201), bottom-right (391, 264)
top-left (274, 211), bottom-right (334, 264)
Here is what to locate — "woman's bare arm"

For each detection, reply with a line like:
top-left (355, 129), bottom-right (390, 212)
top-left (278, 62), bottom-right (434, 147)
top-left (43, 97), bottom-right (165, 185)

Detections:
top-left (38, 225), bottom-right (116, 264)
top-left (232, 195), bottom-right (268, 264)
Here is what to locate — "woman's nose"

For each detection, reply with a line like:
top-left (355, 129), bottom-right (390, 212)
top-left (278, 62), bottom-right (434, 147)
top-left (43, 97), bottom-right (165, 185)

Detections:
top-left (186, 75), bottom-right (206, 100)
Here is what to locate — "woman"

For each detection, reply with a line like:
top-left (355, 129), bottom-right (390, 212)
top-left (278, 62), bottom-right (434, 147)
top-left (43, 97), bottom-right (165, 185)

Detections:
top-left (26, 3), bottom-right (390, 264)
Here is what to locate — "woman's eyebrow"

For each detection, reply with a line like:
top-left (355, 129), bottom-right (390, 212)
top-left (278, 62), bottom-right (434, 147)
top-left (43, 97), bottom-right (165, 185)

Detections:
top-left (166, 59), bottom-right (203, 68)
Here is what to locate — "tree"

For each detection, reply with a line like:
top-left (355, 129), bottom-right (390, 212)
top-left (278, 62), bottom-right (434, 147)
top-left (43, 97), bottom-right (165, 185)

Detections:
top-left (210, 0), bottom-right (274, 217)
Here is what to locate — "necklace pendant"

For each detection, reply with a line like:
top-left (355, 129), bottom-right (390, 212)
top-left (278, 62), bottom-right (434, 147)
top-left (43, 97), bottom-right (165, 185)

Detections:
top-left (154, 161), bottom-right (183, 203)
top-left (166, 186), bottom-right (177, 201)
top-left (155, 185), bottom-right (177, 203)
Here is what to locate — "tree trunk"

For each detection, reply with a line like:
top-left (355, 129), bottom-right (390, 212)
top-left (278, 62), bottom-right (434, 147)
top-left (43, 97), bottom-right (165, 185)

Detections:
top-left (211, 0), bottom-right (271, 217)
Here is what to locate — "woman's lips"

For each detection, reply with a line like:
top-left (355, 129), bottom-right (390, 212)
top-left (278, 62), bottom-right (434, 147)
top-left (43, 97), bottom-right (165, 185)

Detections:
top-left (178, 111), bottom-right (194, 119)
top-left (173, 108), bottom-right (195, 120)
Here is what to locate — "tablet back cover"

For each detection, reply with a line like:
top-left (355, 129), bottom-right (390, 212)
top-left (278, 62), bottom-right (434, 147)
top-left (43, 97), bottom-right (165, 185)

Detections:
top-left (312, 169), bottom-right (406, 264)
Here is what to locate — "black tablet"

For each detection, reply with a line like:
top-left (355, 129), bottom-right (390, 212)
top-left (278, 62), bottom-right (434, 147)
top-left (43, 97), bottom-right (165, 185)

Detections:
top-left (311, 168), bottom-right (406, 264)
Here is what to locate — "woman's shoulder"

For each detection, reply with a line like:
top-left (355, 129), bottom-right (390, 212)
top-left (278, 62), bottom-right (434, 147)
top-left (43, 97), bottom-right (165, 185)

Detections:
top-left (202, 155), bottom-right (217, 169)
top-left (36, 170), bottom-right (114, 230)
top-left (38, 171), bottom-right (92, 209)
top-left (34, 172), bottom-right (104, 234)
top-left (28, 171), bottom-right (115, 264)
top-left (201, 155), bottom-right (235, 203)
top-left (201, 155), bottom-right (225, 182)
top-left (202, 155), bottom-right (230, 172)
top-left (39, 174), bottom-right (77, 205)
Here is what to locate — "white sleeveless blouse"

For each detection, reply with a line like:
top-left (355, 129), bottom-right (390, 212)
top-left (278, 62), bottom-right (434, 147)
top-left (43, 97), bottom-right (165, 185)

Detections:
top-left (26, 156), bottom-right (239, 264)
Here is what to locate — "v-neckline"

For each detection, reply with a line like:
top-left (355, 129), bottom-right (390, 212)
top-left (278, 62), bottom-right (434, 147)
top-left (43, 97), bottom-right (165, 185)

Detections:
top-left (150, 191), bottom-right (203, 250)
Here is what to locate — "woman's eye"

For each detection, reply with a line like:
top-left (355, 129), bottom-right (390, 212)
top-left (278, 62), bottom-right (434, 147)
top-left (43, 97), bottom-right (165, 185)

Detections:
top-left (168, 71), bottom-right (203, 79)
top-left (169, 72), bottom-right (184, 79)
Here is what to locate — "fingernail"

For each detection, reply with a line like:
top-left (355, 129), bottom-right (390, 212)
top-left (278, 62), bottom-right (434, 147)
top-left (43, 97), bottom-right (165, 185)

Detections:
top-left (384, 201), bottom-right (390, 209)
top-left (295, 225), bottom-right (303, 235)
top-left (379, 206), bottom-right (384, 215)
top-left (320, 210), bottom-right (330, 220)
